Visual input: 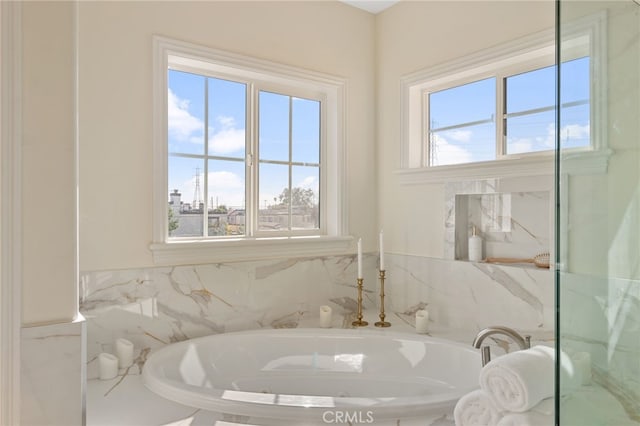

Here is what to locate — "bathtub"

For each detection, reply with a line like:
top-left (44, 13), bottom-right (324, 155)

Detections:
top-left (142, 328), bottom-right (481, 424)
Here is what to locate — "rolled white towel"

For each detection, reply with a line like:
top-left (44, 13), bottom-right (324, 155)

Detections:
top-left (479, 345), bottom-right (555, 412)
top-left (496, 398), bottom-right (554, 426)
top-left (454, 389), bottom-right (503, 426)
top-left (497, 410), bottom-right (553, 426)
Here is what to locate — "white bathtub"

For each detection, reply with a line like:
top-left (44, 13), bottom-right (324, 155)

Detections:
top-left (142, 328), bottom-right (481, 424)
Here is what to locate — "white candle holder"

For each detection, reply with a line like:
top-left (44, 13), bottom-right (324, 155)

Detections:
top-left (319, 305), bottom-right (332, 328)
top-left (98, 352), bottom-right (119, 380)
top-left (415, 309), bottom-right (429, 334)
top-left (116, 338), bottom-right (134, 368)
top-left (374, 270), bottom-right (390, 327)
top-left (352, 278), bottom-right (368, 327)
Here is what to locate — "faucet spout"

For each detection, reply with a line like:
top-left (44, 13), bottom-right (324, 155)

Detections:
top-left (472, 326), bottom-right (531, 366)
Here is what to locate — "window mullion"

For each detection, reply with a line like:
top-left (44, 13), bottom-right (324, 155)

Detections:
top-left (248, 83), bottom-right (257, 237)
top-left (288, 96), bottom-right (293, 231)
top-left (203, 78), bottom-right (209, 237)
top-left (496, 74), bottom-right (506, 158)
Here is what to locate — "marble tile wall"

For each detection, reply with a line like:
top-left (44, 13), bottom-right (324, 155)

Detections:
top-left (21, 318), bottom-right (86, 426)
top-left (559, 272), bottom-right (640, 422)
top-left (80, 253), bottom-right (555, 380)
top-left (81, 254), bottom-right (379, 379)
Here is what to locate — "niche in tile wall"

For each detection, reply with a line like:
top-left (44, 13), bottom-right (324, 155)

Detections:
top-left (444, 180), bottom-right (551, 263)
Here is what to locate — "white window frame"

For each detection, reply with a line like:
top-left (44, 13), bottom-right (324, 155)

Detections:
top-left (151, 36), bottom-right (350, 265)
top-left (397, 12), bottom-right (609, 184)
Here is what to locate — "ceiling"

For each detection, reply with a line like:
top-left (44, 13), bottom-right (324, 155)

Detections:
top-left (341, 1), bottom-right (400, 14)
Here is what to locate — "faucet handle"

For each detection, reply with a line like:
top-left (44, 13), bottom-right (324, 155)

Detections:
top-left (525, 335), bottom-right (531, 349)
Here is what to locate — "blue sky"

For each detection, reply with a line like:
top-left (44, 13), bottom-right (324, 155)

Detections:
top-left (168, 57), bottom-right (590, 204)
top-left (168, 70), bottom-right (320, 210)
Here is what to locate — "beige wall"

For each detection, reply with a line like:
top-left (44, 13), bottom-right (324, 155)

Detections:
top-left (78, 1), bottom-right (377, 272)
top-left (375, 1), bottom-right (554, 259)
top-left (23, 0), bottom-right (557, 323)
top-left (21, 2), bottom-right (77, 325)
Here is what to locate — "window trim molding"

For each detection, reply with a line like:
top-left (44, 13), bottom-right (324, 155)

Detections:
top-left (399, 11), bottom-right (609, 184)
top-left (1, 1), bottom-right (22, 423)
top-left (151, 36), bottom-right (349, 265)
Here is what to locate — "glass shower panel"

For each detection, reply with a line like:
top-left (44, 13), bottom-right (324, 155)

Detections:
top-left (558, 1), bottom-right (640, 425)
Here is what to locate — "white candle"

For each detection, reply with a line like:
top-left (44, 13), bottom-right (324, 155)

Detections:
top-left (415, 309), bottom-right (429, 334)
top-left (319, 305), bottom-right (332, 328)
top-left (98, 352), bottom-right (119, 380)
top-left (357, 238), bottom-right (363, 279)
top-left (379, 229), bottom-right (385, 271)
top-left (572, 352), bottom-right (592, 385)
top-left (116, 338), bottom-right (134, 368)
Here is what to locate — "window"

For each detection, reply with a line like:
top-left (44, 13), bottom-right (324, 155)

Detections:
top-left (152, 37), bottom-right (349, 264)
top-left (399, 12), bottom-right (607, 183)
top-left (424, 55), bottom-right (590, 167)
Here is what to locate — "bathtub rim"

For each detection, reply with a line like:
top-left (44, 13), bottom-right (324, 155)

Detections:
top-left (142, 327), bottom-right (481, 421)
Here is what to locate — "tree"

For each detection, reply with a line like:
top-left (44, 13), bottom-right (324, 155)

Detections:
top-left (212, 205), bottom-right (228, 214)
top-left (168, 208), bottom-right (179, 235)
top-left (278, 187), bottom-right (316, 208)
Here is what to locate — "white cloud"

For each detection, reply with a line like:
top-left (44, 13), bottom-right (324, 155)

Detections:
top-left (296, 175), bottom-right (318, 191)
top-left (168, 89), bottom-right (203, 142)
top-left (540, 122), bottom-right (590, 149)
top-left (430, 134), bottom-right (474, 166)
top-left (448, 130), bottom-right (472, 143)
top-left (561, 123), bottom-right (590, 142)
top-left (209, 116), bottom-right (246, 154)
top-left (508, 138), bottom-right (534, 154)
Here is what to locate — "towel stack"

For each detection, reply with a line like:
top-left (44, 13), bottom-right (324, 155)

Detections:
top-left (454, 345), bottom-right (591, 426)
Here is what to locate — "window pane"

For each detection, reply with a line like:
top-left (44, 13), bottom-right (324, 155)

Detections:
top-left (505, 65), bottom-right (555, 155)
top-left (506, 109), bottom-right (555, 154)
top-left (259, 163), bottom-right (289, 231)
top-left (259, 91), bottom-right (290, 162)
top-left (168, 156), bottom-right (204, 238)
top-left (429, 78), bottom-right (495, 129)
top-left (428, 78), bottom-right (495, 166)
top-left (560, 57), bottom-right (590, 150)
top-left (559, 103), bottom-right (590, 150)
top-left (168, 70), bottom-right (205, 155)
top-left (560, 57), bottom-right (590, 104)
top-left (506, 65), bottom-right (555, 114)
top-left (292, 97), bottom-right (320, 164)
top-left (292, 166), bottom-right (320, 230)
top-left (207, 159), bottom-right (245, 236)
top-left (429, 122), bottom-right (495, 166)
top-left (208, 77), bottom-right (246, 157)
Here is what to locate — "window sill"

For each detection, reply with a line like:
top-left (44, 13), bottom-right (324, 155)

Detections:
top-left (149, 235), bottom-right (354, 266)
top-left (395, 156), bottom-right (554, 185)
top-left (394, 149), bottom-right (611, 185)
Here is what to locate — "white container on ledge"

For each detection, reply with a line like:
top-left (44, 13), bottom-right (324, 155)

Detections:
top-left (468, 225), bottom-right (483, 262)
top-left (319, 305), bottom-right (332, 328)
top-left (415, 309), bottom-right (429, 334)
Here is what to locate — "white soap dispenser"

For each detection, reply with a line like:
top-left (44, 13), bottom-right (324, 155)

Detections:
top-left (468, 225), bottom-right (483, 262)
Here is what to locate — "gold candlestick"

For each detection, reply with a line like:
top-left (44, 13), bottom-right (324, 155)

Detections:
top-left (352, 278), bottom-right (368, 327)
top-left (375, 270), bottom-right (391, 327)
